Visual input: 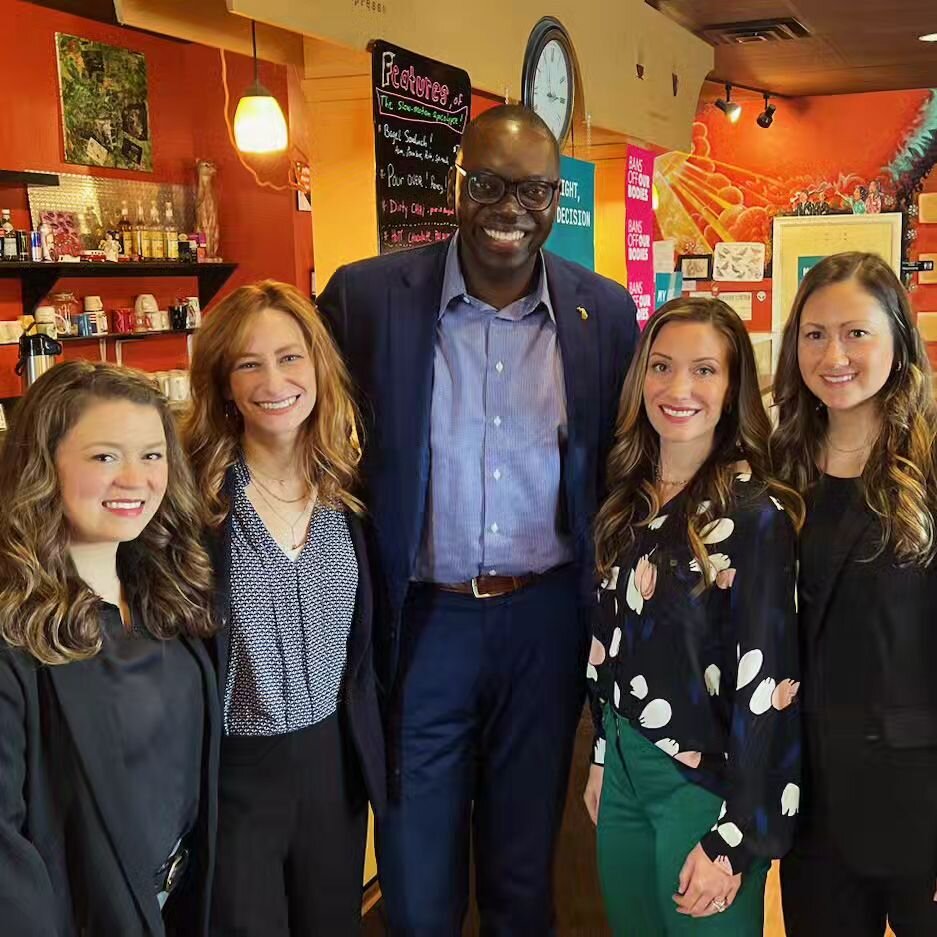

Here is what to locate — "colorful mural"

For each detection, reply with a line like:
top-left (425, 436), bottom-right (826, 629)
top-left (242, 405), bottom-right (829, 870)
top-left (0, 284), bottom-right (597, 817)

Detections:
top-left (654, 88), bottom-right (937, 270)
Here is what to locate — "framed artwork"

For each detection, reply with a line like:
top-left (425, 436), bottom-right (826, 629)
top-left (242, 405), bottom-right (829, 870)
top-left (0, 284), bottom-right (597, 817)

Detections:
top-left (678, 253), bottom-right (713, 281)
top-left (713, 241), bottom-right (766, 281)
top-left (771, 212), bottom-right (903, 368)
top-left (55, 33), bottom-right (152, 171)
top-left (293, 161), bottom-right (312, 212)
top-left (40, 209), bottom-right (82, 258)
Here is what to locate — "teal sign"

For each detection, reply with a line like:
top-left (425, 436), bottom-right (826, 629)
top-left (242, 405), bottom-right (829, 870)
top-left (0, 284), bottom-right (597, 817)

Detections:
top-left (798, 255), bottom-right (826, 283)
top-left (655, 272), bottom-right (684, 309)
top-left (545, 156), bottom-right (595, 270)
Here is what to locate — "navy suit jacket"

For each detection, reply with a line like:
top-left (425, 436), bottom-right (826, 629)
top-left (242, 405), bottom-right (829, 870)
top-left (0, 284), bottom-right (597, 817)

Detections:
top-left (318, 239), bottom-right (638, 690)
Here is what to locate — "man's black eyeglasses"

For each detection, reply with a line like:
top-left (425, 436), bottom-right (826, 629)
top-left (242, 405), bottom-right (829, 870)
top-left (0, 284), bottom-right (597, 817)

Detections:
top-left (456, 166), bottom-right (559, 212)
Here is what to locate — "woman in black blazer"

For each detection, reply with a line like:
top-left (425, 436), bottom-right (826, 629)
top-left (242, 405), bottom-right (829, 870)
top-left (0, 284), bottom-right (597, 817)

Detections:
top-left (0, 361), bottom-right (219, 937)
top-left (183, 280), bottom-right (385, 936)
top-left (772, 252), bottom-right (937, 936)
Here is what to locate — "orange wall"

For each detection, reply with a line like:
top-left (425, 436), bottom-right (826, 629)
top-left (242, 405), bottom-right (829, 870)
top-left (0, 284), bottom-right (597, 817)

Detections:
top-left (653, 87), bottom-right (937, 344)
top-left (0, 0), bottom-right (307, 397)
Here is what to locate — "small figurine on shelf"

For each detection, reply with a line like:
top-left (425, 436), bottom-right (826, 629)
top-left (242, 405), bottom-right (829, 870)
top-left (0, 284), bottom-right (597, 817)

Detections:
top-left (196, 159), bottom-right (219, 260)
top-left (100, 231), bottom-right (121, 263)
top-left (39, 220), bottom-right (56, 261)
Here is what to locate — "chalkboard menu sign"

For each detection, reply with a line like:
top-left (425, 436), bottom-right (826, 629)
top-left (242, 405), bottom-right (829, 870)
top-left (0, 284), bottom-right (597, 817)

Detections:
top-left (371, 40), bottom-right (471, 253)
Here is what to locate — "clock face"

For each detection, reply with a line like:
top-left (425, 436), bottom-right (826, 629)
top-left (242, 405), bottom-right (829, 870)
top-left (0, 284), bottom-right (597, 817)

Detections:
top-left (531, 38), bottom-right (572, 144)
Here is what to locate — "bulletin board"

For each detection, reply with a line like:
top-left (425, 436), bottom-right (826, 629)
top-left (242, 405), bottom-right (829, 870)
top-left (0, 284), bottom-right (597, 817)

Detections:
top-left (772, 213), bottom-right (903, 339)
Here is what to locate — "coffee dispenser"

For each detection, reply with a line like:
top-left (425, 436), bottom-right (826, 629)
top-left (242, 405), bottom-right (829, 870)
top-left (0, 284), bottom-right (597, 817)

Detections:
top-left (16, 332), bottom-right (63, 392)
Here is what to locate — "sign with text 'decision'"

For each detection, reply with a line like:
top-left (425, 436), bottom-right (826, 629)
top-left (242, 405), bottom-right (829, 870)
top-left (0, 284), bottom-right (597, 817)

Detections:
top-left (371, 40), bottom-right (471, 253)
top-left (545, 156), bottom-right (595, 270)
top-left (625, 145), bottom-right (657, 327)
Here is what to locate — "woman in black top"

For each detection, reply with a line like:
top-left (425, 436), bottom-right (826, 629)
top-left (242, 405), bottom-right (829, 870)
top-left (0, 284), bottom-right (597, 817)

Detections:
top-left (0, 361), bottom-right (218, 937)
top-left (773, 252), bottom-right (937, 937)
top-left (585, 298), bottom-right (802, 935)
top-left (184, 281), bottom-right (385, 936)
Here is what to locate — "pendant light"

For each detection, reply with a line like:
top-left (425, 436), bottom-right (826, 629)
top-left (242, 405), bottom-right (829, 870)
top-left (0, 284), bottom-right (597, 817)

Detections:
top-left (233, 21), bottom-right (288, 154)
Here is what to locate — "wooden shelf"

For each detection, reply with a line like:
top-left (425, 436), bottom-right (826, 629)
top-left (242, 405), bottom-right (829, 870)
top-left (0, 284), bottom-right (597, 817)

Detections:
top-left (0, 169), bottom-right (59, 187)
top-left (0, 261), bottom-right (237, 316)
top-left (57, 328), bottom-right (199, 344)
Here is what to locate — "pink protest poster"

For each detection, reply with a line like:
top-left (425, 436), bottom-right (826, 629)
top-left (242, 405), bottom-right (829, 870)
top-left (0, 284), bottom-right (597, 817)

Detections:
top-left (625, 146), bottom-right (656, 327)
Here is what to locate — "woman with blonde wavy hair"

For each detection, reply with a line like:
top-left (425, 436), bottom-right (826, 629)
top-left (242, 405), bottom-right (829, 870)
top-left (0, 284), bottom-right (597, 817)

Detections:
top-left (773, 252), bottom-right (937, 937)
top-left (584, 297), bottom-right (802, 936)
top-left (182, 280), bottom-right (385, 936)
top-left (0, 361), bottom-right (218, 937)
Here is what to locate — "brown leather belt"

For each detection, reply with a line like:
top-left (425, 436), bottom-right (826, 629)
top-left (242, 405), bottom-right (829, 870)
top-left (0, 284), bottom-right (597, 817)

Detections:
top-left (436, 573), bottom-right (538, 599)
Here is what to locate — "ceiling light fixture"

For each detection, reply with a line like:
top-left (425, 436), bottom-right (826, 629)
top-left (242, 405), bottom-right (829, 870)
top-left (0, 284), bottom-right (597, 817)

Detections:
top-left (233, 21), bottom-right (289, 154)
top-left (919, 33), bottom-right (937, 42)
top-left (714, 83), bottom-right (742, 123)
top-left (757, 93), bottom-right (776, 128)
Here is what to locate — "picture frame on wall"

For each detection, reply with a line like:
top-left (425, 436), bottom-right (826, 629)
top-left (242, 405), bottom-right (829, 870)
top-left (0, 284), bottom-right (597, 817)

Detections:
top-left (678, 253), bottom-right (713, 281)
top-left (55, 33), bottom-right (152, 171)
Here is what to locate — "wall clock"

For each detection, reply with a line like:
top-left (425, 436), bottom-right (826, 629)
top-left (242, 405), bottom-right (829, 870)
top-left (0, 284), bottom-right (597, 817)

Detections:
top-left (521, 18), bottom-right (575, 148)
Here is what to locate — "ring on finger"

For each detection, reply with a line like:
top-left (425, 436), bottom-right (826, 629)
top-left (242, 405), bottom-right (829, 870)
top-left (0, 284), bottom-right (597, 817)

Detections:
top-left (711, 897), bottom-right (727, 913)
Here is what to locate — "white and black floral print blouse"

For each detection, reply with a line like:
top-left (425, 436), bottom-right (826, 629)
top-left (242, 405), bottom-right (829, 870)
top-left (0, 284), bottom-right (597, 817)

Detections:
top-left (588, 473), bottom-right (801, 875)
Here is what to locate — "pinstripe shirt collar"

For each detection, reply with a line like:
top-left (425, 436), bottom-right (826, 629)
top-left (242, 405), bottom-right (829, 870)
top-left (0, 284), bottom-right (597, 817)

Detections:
top-left (438, 234), bottom-right (555, 323)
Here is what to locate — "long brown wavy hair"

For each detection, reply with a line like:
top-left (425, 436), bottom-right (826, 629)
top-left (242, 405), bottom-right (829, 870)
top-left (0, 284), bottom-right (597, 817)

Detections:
top-left (0, 361), bottom-right (216, 665)
top-left (771, 251), bottom-right (937, 565)
top-left (182, 279), bottom-right (362, 528)
top-left (595, 297), bottom-right (803, 581)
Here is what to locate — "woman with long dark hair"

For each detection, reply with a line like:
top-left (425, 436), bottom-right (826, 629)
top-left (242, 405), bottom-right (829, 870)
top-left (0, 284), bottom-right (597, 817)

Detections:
top-left (0, 361), bottom-right (218, 937)
top-left (773, 252), bottom-right (937, 936)
top-left (585, 297), bottom-right (802, 935)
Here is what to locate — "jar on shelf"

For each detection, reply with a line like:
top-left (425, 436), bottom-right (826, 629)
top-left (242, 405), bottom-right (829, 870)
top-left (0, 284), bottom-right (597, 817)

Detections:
top-left (49, 291), bottom-right (79, 337)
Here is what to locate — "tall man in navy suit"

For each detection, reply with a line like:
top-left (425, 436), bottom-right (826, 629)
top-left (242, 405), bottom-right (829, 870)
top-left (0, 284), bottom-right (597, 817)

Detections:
top-left (318, 105), bottom-right (638, 935)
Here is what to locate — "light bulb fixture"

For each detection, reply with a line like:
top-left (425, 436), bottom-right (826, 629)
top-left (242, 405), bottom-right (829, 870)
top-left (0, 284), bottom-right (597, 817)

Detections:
top-left (919, 33), bottom-right (937, 42)
top-left (757, 94), bottom-right (776, 129)
top-left (714, 84), bottom-right (742, 123)
top-left (233, 21), bottom-right (288, 154)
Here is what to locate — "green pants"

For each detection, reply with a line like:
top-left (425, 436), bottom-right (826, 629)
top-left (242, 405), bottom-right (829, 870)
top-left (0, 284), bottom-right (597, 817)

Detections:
top-left (597, 709), bottom-right (768, 936)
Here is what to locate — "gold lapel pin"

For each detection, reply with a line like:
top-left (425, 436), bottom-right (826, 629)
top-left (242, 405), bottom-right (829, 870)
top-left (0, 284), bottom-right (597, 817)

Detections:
top-left (577, 306), bottom-right (589, 321)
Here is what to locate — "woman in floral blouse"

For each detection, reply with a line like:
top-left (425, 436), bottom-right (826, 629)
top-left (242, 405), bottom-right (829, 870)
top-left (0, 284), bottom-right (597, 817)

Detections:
top-left (584, 297), bottom-right (803, 935)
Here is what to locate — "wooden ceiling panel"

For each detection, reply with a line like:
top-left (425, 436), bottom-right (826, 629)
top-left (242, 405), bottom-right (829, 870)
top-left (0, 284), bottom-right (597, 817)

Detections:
top-left (654, 0), bottom-right (937, 95)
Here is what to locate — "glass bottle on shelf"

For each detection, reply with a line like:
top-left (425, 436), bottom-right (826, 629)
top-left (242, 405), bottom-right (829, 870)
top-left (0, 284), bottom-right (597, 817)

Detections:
top-left (118, 201), bottom-right (133, 258)
top-left (134, 201), bottom-right (149, 260)
top-left (149, 202), bottom-right (165, 260)
top-left (164, 202), bottom-right (179, 260)
top-left (84, 204), bottom-right (104, 248)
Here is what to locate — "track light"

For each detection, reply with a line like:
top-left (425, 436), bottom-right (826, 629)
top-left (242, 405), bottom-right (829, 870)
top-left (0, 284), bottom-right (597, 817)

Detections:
top-left (233, 21), bottom-right (288, 154)
top-left (714, 84), bottom-right (742, 123)
top-left (757, 94), bottom-right (776, 129)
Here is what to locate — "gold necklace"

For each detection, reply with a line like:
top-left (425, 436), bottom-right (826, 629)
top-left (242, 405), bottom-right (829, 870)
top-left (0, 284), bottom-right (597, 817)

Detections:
top-left (248, 470), bottom-right (309, 505)
top-left (826, 435), bottom-right (874, 455)
top-left (249, 479), bottom-right (312, 550)
top-left (656, 463), bottom-right (697, 487)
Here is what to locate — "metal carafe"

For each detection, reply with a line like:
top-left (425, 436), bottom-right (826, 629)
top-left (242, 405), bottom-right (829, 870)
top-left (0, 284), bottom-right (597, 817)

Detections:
top-left (16, 332), bottom-right (63, 391)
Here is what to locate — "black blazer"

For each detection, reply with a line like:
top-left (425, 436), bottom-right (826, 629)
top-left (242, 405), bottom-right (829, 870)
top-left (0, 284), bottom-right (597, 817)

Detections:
top-left (208, 496), bottom-right (387, 817)
top-left (0, 633), bottom-right (219, 937)
top-left (799, 499), bottom-right (937, 873)
top-left (317, 239), bottom-right (639, 691)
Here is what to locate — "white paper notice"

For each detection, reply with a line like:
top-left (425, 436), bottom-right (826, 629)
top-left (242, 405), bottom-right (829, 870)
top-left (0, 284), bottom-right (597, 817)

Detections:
top-left (653, 239), bottom-right (676, 274)
top-left (718, 291), bottom-right (754, 320)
